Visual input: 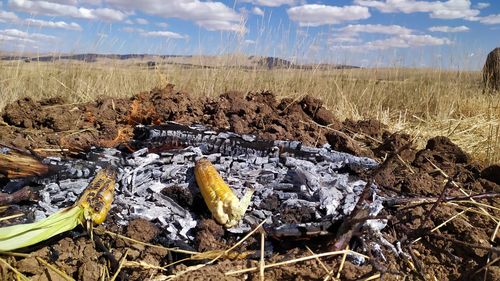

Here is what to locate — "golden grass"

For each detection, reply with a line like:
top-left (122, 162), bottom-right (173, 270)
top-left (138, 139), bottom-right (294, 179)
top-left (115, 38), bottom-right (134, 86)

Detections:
top-left (0, 60), bottom-right (498, 164)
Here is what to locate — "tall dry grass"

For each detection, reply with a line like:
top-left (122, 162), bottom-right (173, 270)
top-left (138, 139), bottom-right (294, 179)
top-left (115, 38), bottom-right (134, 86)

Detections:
top-left (0, 60), bottom-right (498, 164)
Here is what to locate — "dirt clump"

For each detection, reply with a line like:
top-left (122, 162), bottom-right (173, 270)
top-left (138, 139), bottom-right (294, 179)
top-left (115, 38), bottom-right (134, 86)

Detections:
top-left (194, 219), bottom-right (226, 252)
top-left (126, 219), bottom-right (160, 243)
top-left (413, 136), bottom-right (471, 171)
top-left (343, 118), bottom-right (387, 139)
top-left (481, 164), bottom-right (500, 185)
top-left (325, 130), bottom-right (374, 158)
top-left (299, 95), bottom-right (338, 126)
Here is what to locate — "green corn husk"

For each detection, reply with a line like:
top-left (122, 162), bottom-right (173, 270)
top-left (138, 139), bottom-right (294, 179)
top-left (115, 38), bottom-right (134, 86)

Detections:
top-left (0, 206), bottom-right (84, 252)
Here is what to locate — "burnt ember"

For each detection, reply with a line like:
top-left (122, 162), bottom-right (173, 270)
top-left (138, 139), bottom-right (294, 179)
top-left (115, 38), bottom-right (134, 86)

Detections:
top-left (1, 122), bottom-right (384, 248)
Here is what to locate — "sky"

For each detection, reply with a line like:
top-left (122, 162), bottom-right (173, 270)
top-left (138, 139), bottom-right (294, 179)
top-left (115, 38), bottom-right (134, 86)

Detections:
top-left (0, 0), bottom-right (499, 69)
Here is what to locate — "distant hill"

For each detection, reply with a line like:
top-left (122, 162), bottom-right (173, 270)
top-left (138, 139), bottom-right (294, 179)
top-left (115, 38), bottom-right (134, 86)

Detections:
top-left (0, 53), bottom-right (359, 70)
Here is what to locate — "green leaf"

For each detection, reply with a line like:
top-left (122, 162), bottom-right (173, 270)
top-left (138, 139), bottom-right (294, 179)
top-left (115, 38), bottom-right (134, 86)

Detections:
top-left (0, 206), bottom-right (84, 252)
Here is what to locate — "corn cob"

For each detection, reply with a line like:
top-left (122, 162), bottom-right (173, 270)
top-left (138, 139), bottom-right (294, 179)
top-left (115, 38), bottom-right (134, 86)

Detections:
top-left (0, 167), bottom-right (116, 252)
top-left (194, 158), bottom-right (253, 228)
top-left (77, 166), bottom-right (116, 225)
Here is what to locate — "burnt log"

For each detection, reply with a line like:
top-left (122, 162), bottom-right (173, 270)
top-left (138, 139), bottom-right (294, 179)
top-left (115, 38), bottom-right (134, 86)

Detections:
top-left (131, 122), bottom-right (379, 170)
top-left (483, 47), bottom-right (500, 91)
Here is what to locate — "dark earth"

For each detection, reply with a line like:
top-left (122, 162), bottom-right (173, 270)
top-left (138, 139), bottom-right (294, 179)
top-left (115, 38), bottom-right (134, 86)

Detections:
top-left (0, 85), bottom-right (498, 280)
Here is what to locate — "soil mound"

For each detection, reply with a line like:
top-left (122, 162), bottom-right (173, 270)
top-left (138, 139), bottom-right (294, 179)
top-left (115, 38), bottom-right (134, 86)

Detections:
top-left (1, 85), bottom-right (343, 152)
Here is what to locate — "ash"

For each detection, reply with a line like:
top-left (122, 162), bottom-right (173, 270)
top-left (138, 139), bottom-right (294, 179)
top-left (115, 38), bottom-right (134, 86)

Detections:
top-left (31, 122), bottom-right (385, 244)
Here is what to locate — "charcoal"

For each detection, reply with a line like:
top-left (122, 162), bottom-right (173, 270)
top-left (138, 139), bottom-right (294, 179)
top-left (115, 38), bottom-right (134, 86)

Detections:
top-left (7, 122), bottom-right (386, 246)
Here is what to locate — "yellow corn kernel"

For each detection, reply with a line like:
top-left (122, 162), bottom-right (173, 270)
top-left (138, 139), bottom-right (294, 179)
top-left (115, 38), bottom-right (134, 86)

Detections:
top-left (194, 158), bottom-right (253, 228)
top-left (78, 167), bottom-right (116, 225)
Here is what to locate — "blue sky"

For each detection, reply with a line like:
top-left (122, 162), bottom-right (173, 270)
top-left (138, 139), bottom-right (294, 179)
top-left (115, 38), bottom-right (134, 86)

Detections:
top-left (0, 0), bottom-right (499, 69)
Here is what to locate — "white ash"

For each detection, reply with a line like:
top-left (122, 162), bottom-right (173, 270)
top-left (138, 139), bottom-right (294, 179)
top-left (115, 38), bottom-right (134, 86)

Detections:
top-left (27, 124), bottom-right (385, 244)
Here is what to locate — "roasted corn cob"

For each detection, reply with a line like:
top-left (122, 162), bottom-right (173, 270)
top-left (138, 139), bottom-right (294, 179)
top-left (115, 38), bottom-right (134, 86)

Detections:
top-left (77, 166), bottom-right (116, 225)
top-left (194, 158), bottom-right (253, 228)
top-left (0, 167), bottom-right (116, 252)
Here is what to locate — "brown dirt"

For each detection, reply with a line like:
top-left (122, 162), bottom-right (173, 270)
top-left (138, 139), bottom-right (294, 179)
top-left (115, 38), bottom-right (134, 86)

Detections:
top-left (0, 85), bottom-right (342, 152)
top-left (1, 85), bottom-right (499, 281)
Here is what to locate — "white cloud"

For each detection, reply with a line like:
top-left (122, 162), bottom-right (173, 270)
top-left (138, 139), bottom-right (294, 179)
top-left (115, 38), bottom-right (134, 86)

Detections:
top-left (428, 25), bottom-right (469, 32)
top-left (0, 10), bottom-right (19, 22)
top-left (0, 28), bottom-right (56, 44)
top-left (339, 24), bottom-right (412, 35)
top-left (354, 0), bottom-right (480, 20)
top-left (0, 34), bottom-right (34, 43)
top-left (135, 17), bottom-right (149, 25)
top-left (122, 27), bottom-right (144, 33)
top-left (355, 0), bottom-right (499, 26)
top-left (287, 4), bottom-right (370, 27)
top-left (81, 0), bottom-right (102, 4)
top-left (142, 30), bottom-right (187, 39)
top-left (123, 27), bottom-right (186, 40)
top-left (331, 33), bottom-right (452, 51)
top-left (479, 14), bottom-right (500, 24)
top-left (8, 0), bottom-right (126, 21)
top-left (400, 34), bottom-right (452, 46)
top-left (156, 22), bottom-right (168, 28)
top-left (242, 0), bottom-right (297, 7)
top-left (39, 0), bottom-right (78, 4)
top-left (106, 0), bottom-right (244, 32)
top-left (88, 7), bottom-right (126, 21)
top-left (25, 18), bottom-right (82, 30)
top-left (328, 36), bottom-right (361, 44)
top-left (244, 39), bottom-right (255, 44)
top-left (330, 24), bottom-right (412, 45)
top-left (475, 2), bottom-right (490, 9)
top-left (0, 8), bottom-right (83, 31)
top-left (252, 7), bottom-right (264, 16)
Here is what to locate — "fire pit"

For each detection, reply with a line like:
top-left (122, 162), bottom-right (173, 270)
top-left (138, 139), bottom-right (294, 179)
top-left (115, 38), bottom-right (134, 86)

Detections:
top-left (2, 119), bottom-right (386, 278)
top-left (1, 121), bottom-right (386, 267)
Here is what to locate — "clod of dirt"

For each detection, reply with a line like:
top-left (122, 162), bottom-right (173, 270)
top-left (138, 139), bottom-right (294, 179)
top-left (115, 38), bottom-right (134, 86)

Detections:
top-left (413, 136), bottom-right (471, 175)
top-left (15, 257), bottom-right (42, 275)
top-left (194, 219), bottom-right (225, 252)
top-left (343, 119), bottom-right (387, 139)
top-left (32, 270), bottom-right (68, 281)
top-left (173, 260), bottom-right (252, 281)
top-left (126, 219), bottom-right (160, 242)
top-left (487, 266), bottom-right (500, 281)
top-left (479, 178), bottom-right (500, 193)
top-left (54, 238), bottom-right (100, 270)
top-left (162, 185), bottom-right (194, 207)
top-left (2, 97), bottom-right (42, 129)
top-left (374, 132), bottom-right (415, 161)
top-left (299, 95), bottom-right (338, 126)
top-left (259, 194), bottom-right (280, 212)
top-left (78, 262), bottom-right (102, 281)
top-left (325, 130), bottom-right (374, 158)
top-left (481, 164), bottom-right (500, 185)
top-left (280, 206), bottom-right (317, 224)
top-left (401, 173), bottom-right (437, 195)
top-left (420, 136), bottom-right (470, 163)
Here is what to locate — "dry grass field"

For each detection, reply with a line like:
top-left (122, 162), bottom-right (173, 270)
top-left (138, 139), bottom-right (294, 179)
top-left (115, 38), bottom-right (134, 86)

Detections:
top-left (0, 59), bottom-right (498, 164)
